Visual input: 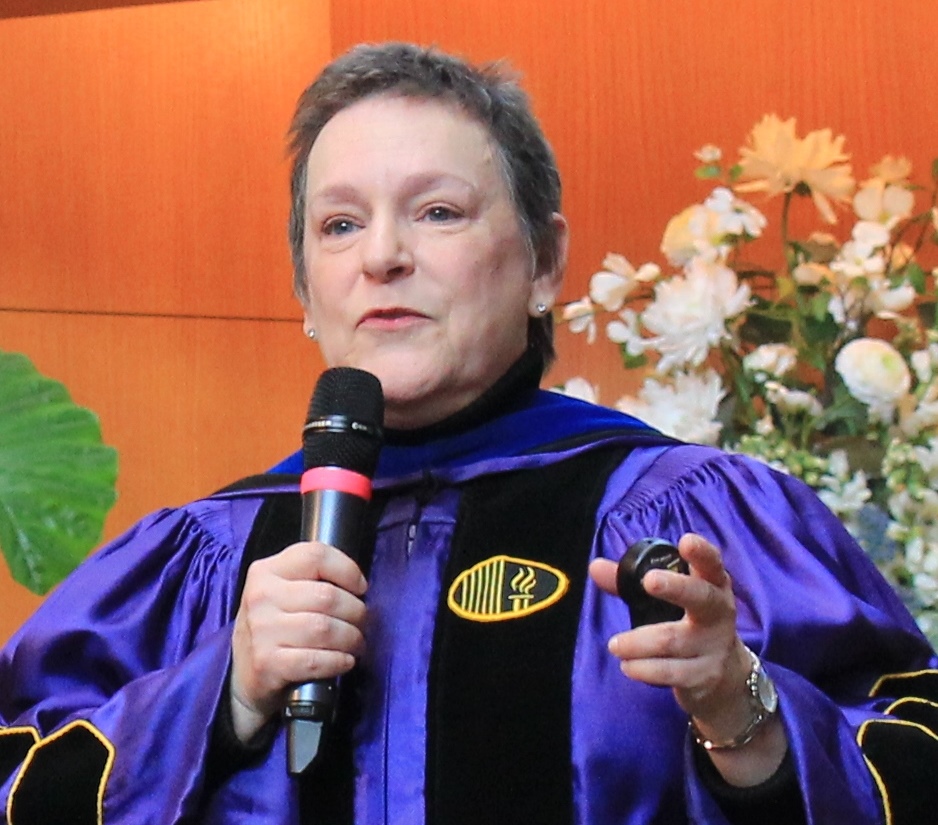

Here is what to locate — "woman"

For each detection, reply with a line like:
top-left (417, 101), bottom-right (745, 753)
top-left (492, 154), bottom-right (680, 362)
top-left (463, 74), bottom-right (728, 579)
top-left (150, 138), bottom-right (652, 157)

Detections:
top-left (1, 42), bottom-right (936, 825)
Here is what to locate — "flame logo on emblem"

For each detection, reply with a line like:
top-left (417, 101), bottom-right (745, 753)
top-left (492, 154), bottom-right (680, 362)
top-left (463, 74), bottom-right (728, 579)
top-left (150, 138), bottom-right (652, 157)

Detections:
top-left (447, 555), bottom-right (569, 622)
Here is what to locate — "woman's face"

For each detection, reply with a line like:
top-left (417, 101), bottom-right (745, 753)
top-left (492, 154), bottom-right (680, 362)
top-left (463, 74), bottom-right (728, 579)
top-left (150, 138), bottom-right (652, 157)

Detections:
top-left (301, 95), bottom-right (564, 429)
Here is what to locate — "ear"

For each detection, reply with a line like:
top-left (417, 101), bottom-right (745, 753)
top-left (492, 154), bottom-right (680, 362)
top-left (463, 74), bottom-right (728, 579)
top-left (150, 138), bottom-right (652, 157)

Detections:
top-left (528, 213), bottom-right (569, 316)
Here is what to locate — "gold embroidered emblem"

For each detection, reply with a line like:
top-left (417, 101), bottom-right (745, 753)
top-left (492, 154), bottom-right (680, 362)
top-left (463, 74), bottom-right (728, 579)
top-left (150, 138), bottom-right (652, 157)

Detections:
top-left (447, 555), bottom-right (569, 622)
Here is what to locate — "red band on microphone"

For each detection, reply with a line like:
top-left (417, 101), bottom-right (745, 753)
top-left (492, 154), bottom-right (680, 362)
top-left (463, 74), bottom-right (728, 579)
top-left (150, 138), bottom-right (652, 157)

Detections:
top-left (300, 466), bottom-right (373, 500)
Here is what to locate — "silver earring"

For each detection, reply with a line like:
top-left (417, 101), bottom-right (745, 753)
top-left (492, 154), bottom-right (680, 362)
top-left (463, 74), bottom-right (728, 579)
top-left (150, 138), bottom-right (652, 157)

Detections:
top-left (305, 328), bottom-right (317, 340)
top-left (535, 302), bottom-right (549, 315)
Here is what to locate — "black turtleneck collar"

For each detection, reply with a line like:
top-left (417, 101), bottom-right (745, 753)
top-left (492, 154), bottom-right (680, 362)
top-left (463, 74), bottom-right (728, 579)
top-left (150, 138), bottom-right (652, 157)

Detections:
top-left (384, 348), bottom-right (545, 447)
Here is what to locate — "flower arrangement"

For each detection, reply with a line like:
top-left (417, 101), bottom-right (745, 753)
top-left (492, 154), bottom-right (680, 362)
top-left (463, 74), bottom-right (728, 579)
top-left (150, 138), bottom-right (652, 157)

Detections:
top-left (559, 115), bottom-right (938, 642)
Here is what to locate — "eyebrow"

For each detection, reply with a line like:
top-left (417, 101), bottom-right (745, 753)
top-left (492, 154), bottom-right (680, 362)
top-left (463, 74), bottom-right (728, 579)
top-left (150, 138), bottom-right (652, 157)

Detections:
top-left (307, 172), bottom-right (479, 206)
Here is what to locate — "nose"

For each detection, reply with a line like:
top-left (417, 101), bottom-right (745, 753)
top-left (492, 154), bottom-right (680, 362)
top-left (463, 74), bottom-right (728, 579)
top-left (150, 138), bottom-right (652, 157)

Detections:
top-left (361, 213), bottom-right (414, 282)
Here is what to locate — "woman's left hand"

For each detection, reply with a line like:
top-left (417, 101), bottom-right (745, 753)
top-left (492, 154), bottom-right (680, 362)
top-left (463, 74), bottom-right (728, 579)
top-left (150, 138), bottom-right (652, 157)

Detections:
top-left (589, 532), bottom-right (787, 786)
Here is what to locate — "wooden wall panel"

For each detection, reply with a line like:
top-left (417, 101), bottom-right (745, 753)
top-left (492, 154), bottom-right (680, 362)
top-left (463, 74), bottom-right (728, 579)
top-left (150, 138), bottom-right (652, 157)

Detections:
top-left (0, 0), bottom-right (325, 320)
top-left (331, 0), bottom-right (938, 404)
top-left (0, 0), bottom-right (332, 642)
top-left (0, 1), bottom-right (196, 20)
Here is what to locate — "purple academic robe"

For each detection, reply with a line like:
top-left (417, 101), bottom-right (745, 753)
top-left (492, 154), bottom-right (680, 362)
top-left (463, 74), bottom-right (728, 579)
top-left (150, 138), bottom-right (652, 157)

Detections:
top-left (1, 390), bottom-right (935, 823)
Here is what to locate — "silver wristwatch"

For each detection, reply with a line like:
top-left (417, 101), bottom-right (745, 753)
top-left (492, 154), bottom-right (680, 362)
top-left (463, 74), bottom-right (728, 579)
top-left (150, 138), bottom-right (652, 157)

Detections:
top-left (689, 646), bottom-right (778, 751)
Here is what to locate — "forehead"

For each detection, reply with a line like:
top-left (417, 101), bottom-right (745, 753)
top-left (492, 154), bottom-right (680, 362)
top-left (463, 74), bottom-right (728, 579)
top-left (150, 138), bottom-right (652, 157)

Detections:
top-left (304, 94), bottom-right (508, 194)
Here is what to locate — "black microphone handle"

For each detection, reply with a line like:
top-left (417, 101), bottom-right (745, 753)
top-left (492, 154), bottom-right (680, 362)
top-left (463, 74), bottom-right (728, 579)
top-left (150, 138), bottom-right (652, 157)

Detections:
top-left (286, 486), bottom-right (369, 776)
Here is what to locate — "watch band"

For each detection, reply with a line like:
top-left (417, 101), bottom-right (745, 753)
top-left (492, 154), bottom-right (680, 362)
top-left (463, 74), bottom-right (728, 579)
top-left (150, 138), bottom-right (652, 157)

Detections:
top-left (689, 647), bottom-right (777, 752)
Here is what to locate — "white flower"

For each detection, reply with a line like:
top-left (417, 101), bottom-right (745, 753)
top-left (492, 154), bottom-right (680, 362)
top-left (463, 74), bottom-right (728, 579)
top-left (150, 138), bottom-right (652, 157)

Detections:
top-left (588, 253), bottom-right (659, 312)
top-left (561, 297), bottom-right (597, 344)
top-left (853, 180), bottom-right (915, 228)
top-left (899, 399), bottom-right (938, 438)
top-left (818, 473), bottom-right (871, 518)
top-left (551, 376), bottom-right (598, 404)
top-left (911, 345), bottom-right (938, 383)
top-left (704, 187), bottom-right (767, 238)
top-left (660, 205), bottom-right (725, 266)
top-left (868, 280), bottom-right (916, 316)
top-left (852, 220), bottom-right (892, 250)
top-left (831, 224), bottom-right (888, 280)
top-left (615, 369), bottom-right (725, 444)
top-left (835, 338), bottom-right (911, 421)
top-left (641, 260), bottom-right (750, 373)
top-left (604, 308), bottom-right (646, 358)
top-left (755, 415), bottom-right (775, 436)
top-left (912, 440), bottom-right (938, 478)
top-left (793, 262), bottom-right (831, 286)
top-left (764, 381), bottom-right (824, 417)
top-left (743, 343), bottom-right (798, 381)
top-left (826, 449), bottom-right (851, 479)
top-left (817, 449), bottom-right (871, 518)
top-left (695, 144), bottom-right (722, 163)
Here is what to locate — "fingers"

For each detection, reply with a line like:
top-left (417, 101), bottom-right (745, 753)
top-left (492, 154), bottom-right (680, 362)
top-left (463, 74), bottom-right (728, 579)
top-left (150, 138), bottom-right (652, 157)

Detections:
top-left (264, 540), bottom-right (368, 596)
top-left (230, 540), bottom-right (370, 724)
top-left (678, 533), bottom-right (730, 589)
top-left (634, 534), bottom-right (732, 625)
top-left (598, 532), bottom-right (742, 711)
top-left (588, 557), bottom-right (618, 595)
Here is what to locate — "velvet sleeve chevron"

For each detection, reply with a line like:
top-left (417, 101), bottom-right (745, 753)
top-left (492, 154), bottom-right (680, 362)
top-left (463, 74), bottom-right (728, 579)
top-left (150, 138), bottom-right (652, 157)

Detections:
top-left (858, 669), bottom-right (938, 825)
top-left (0, 498), bottom-right (256, 824)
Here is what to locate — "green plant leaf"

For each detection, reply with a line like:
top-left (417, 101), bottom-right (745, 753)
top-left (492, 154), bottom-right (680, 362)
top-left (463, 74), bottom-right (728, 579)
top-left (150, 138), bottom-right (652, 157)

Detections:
top-left (0, 351), bottom-right (118, 594)
top-left (918, 301), bottom-right (937, 330)
top-left (738, 308), bottom-right (793, 346)
top-left (901, 260), bottom-right (927, 294)
top-left (619, 347), bottom-right (647, 370)
top-left (814, 378), bottom-right (869, 436)
top-left (694, 163), bottom-right (721, 180)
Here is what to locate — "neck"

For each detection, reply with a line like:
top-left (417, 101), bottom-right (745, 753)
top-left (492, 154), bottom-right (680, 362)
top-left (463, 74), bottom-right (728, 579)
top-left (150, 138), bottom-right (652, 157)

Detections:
top-left (385, 348), bottom-right (545, 447)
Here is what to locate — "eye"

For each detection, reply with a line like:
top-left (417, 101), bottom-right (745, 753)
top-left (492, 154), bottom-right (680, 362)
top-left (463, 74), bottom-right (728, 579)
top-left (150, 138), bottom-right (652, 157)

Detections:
top-left (321, 217), bottom-right (360, 236)
top-left (422, 205), bottom-right (462, 223)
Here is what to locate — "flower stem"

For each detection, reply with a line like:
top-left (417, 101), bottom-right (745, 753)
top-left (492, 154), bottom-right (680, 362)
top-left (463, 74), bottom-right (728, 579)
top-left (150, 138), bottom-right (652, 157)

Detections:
top-left (780, 191), bottom-right (793, 271)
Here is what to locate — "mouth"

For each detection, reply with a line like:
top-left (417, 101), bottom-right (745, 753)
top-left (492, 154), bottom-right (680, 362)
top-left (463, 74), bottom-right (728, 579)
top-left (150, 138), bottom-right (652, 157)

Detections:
top-left (358, 307), bottom-right (429, 328)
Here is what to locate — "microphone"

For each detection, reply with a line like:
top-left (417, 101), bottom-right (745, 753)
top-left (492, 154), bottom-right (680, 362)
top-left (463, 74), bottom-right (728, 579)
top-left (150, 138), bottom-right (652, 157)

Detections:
top-left (285, 367), bottom-right (384, 776)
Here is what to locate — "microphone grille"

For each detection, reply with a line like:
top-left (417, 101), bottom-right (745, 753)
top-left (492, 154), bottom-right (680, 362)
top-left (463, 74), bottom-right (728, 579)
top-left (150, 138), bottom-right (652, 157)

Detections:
top-left (303, 367), bottom-right (384, 475)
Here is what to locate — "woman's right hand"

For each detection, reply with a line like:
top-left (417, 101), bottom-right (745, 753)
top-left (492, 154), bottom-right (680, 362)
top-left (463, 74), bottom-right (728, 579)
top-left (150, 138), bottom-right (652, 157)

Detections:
top-left (229, 540), bottom-right (369, 743)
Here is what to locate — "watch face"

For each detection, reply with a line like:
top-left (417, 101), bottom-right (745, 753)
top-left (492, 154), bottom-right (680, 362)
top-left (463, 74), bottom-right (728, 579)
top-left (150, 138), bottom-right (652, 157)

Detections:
top-left (757, 670), bottom-right (779, 714)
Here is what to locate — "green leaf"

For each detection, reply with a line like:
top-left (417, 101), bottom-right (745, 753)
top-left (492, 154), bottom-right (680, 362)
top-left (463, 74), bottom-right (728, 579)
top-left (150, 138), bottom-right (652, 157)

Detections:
top-left (619, 347), bottom-right (647, 370)
top-left (902, 260), bottom-right (927, 294)
top-left (814, 377), bottom-right (869, 436)
top-left (807, 293), bottom-right (831, 321)
top-left (738, 308), bottom-right (793, 346)
top-left (694, 164), bottom-right (721, 180)
top-left (802, 314), bottom-right (840, 349)
top-left (932, 157), bottom-right (938, 183)
top-left (0, 351), bottom-right (118, 594)
top-left (919, 301), bottom-right (937, 330)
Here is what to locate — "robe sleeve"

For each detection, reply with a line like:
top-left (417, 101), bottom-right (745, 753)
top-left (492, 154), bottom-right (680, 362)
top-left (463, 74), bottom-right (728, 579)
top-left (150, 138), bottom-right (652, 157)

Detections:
top-left (0, 498), bottom-right (251, 824)
top-left (601, 446), bottom-right (938, 825)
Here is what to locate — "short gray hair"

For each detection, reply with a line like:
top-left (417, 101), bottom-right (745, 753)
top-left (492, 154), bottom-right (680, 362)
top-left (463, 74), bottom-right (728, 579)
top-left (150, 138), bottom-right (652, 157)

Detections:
top-left (287, 42), bottom-right (563, 370)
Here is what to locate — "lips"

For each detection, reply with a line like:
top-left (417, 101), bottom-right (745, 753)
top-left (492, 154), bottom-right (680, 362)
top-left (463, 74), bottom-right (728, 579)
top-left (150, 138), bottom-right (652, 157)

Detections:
top-left (358, 307), bottom-right (430, 329)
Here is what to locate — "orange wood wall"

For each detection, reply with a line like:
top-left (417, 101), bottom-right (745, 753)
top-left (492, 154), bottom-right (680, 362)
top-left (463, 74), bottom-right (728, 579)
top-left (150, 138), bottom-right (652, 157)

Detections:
top-left (0, 0), bottom-right (332, 642)
top-left (2, 0), bottom-right (936, 643)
